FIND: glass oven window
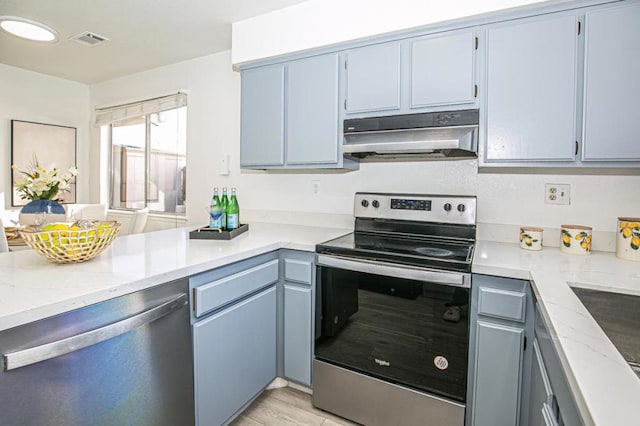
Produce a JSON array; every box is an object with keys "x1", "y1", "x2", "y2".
[{"x1": 316, "y1": 266, "x2": 469, "y2": 402}]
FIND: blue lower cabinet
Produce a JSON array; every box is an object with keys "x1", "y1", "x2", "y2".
[
  {"x1": 529, "y1": 339, "x2": 556, "y2": 426},
  {"x1": 534, "y1": 304, "x2": 583, "y2": 426},
  {"x1": 471, "y1": 321, "x2": 525, "y2": 425},
  {"x1": 280, "y1": 250, "x2": 315, "y2": 387},
  {"x1": 468, "y1": 274, "x2": 534, "y2": 426},
  {"x1": 193, "y1": 286, "x2": 277, "y2": 426},
  {"x1": 284, "y1": 284, "x2": 313, "y2": 386}
]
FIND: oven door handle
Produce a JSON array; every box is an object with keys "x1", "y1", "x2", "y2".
[{"x1": 316, "y1": 254, "x2": 470, "y2": 288}]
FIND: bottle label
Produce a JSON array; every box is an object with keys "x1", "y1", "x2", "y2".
[
  {"x1": 209, "y1": 208, "x2": 223, "y2": 229},
  {"x1": 221, "y1": 212, "x2": 227, "y2": 229},
  {"x1": 227, "y1": 214, "x2": 239, "y2": 230}
]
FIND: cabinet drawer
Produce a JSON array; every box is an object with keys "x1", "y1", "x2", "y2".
[
  {"x1": 193, "y1": 259, "x2": 279, "y2": 318},
  {"x1": 478, "y1": 287, "x2": 526, "y2": 322},
  {"x1": 284, "y1": 259, "x2": 313, "y2": 285}
]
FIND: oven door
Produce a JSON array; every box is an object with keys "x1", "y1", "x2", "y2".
[{"x1": 315, "y1": 254, "x2": 470, "y2": 403}]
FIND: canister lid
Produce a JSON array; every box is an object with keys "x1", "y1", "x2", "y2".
[{"x1": 561, "y1": 224, "x2": 592, "y2": 230}]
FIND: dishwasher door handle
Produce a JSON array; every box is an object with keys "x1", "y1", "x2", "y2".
[{"x1": 3, "y1": 293, "x2": 188, "y2": 372}]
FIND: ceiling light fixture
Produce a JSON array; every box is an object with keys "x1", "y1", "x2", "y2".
[{"x1": 0, "y1": 16, "x2": 58, "y2": 42}]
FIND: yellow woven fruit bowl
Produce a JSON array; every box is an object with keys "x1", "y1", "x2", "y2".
[{"x1": 19, "y1": 221, "x2": 121, "y2": 264}]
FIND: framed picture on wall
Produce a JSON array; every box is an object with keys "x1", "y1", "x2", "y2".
[{"x1": 11, "y1": 120, "x2": 77, "y2": 207}]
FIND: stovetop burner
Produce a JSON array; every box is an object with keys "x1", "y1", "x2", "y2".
[{"x1": 414, "y1": 247, "x2": 455, "y2": 258}]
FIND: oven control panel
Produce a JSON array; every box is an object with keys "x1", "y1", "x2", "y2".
[{"x1": 354, "y1": 192, "x2": 476, "y2": 225}]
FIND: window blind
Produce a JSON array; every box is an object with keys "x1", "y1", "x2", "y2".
[{"x1": 95, "y1": 92, "x2": 187, "y2": 127}]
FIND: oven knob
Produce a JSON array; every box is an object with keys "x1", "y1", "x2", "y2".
[
  {"x1": 444, "y1": 203, "x2": 452, "y2": 212},
  {"x1": 457, "y1": 204, "x2": 466, "y2": 212},
  {"x1": 361, "y1": 200, "x2": 369, "y2": 208},
  {"x1": 372, "y1": 200, "x2": 380, "y2": 208}
]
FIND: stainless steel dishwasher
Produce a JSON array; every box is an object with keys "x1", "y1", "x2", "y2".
[{"x1": 0, "y1": 278, "x2": 194, "y2": 425}]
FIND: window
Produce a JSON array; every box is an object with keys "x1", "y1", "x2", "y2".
[{"x1": 96, "y1": 93, "x2": 187, "y2": 214}]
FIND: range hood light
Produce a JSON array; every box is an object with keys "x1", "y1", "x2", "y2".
[{"x1": 0, "y1": 16, "x2": 58, "y2": 42}]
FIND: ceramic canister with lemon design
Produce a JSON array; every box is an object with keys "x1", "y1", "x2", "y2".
[
  {"x1": 519, "y1": 227, "x2": 543, "y2": 250},
  {"x1": 617, "y1": 218, "x2": 640, "y2": 262},
  {"x1": 560, "y1": 225, "x2": 592, "y2": 255}
]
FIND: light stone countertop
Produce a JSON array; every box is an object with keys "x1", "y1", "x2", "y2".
[
  {"x1": 474, "y1": 240, "x2": 640, "y2": 426},
  {"x1": 0, "y1": 222, "x2": 351, "y2": 332},
  {"x1": 1, "y1": 225, "x2": 638, "y2": 425}
]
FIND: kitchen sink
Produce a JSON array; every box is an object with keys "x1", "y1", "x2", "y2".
[{"x1": 571, "y1": 287, "x2": 640, "y2": 378}]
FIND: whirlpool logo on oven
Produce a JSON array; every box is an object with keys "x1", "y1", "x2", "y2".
[{"x1": 374, "y1": 358, "x2": 390, "y2": 367}]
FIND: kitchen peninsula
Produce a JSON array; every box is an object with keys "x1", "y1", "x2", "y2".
[
  {"x1": 0, "y1": 223, "x2": 349, "y2": 331},
  {"x1": 0, "y1": 224, "x2": 638, "y2": 425}
]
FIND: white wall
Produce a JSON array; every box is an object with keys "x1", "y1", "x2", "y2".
[
  {"x1": 89, "y1": 50, "x2": 640, "y2": 244},
  {"x1": 232, "y1": 0, "x2": 547, "y2": 64},
  {"x1": 0, "y1": 63, "x2": 90, "y2": 209}
]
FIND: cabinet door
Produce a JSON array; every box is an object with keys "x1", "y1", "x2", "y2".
[
  {"x1": 240, "y1": 65, "x2": 285, "y2": 166},
  {"x1": 284, "y1": 284, "x2": 313, "y2": 386},
  {"x1": 287, "y1": 54, "x2": 339, "y2": 164},
  {"x1": 345, "y1": 41, "x2": 401, "y2": 114},
  {"x1": 528, "y1": 339, "x2": 555, "y2": 426},
  {"x1": 410, "y1": 31, "x2": 476, "y2": 108},
  {"x1": 485, "y1": 15, "x2": 578, "y2": 161},
  {"x1": 472, "y1": 321, "x2": 524, "y2": 426},
  {"x1": 193, "y1": 286, "x2": 276, "y2": 426},
  {"x1": 583, "y1": 3, "x2": 640, "y2": 161}
]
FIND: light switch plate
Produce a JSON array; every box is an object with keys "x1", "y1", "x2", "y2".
[{"x1": 220, "y1": 155, "x2": 230, "y2": 176}]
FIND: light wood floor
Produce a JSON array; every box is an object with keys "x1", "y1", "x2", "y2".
[{"x1": 230, "y1": 386, "x2": 360, "y2": 426}]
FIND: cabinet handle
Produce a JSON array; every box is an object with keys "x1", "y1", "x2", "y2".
[
  {"x1": 474, "y1": 85, "x2": 478, "y2": 98},
  {"x1": 578, "y1": 21, "x2": 582, "y2": 35},
  {"x1": 344, "y1": 99, "x2": 347, "y2": 110},
  {"x1": 575, "y1": 141, "x2": 579, "y2": 156},
  {"x1": 475, "y1": 36, "x2": 479, "y2": 50}
]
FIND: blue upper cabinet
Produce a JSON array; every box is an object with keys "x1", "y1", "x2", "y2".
[
  {"x1": 240, "y1": 64, "x2": 285, "y2": 167},
  {"x1": 287, "y1": 54, "x2": 339, "y2": 165},
  {"x1": 484, "y1": 14, "x2": 578, "y2": 162},
  {"x1": 582, "y1": 2, "x2": 640, "y2": 162},
  {"x1": 343, "y1": 33, "x2": 477, "y2": 118},
  {"x1": 239, "y1": 1, "x2": 639, "y2": 172},
  {"x1": 410, "y1": 30, "x2": 476, "y2": 109},
  {"x1": 345, "y1": 41, "x2": 401, "y2": 114},
  {"x1": 240, "y1": 53, "x2": 357, "y2": 170}
]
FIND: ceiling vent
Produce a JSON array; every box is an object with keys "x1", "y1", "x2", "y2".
[{"x1": 69, "y1": 31, "x2": 109, "y2": 46}]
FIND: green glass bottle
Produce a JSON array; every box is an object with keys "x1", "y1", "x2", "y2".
[
  {"x1": 209, "y1": 187, "x2": 223, "y2": 229},
  {"x1": 226, "y1": 187, "x2": 240, "y2": 230},
  {"x1": 220, "y1": 187, "x2": 229, "y2": 229}
]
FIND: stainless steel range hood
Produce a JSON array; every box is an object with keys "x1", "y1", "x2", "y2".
[{"x1": 343, "y1": 109, "x2": 479, "y2": 161}]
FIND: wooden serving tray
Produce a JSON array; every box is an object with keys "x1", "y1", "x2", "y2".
[{"x1": 189, "y1": 224, "x2": 249, "y2": 240}]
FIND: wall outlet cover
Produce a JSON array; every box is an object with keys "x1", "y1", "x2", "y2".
[{"x1": 545, "y1": 183, "x2": 570, "y2": 205}]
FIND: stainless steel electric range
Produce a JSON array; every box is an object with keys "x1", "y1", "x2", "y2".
[{"x1": 313, "y1": 192, "x2": 476, "y2": 426}]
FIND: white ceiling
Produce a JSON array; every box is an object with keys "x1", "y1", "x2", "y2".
[{"x1": 0, "y1": 0, "x2": 309, "y2": 84}]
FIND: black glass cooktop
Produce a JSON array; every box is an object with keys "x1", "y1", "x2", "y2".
[{"x1": 316, "y1": 232, "x2": 474, "y2": 272}]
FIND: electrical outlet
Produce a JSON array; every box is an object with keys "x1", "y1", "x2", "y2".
[{"x1": 545, "y1": 183, "x2": 571, "y2": 205}]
